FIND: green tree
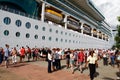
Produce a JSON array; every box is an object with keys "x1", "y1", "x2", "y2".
[{"x1": 114, "y1": 17, "x2": 120, "y2": 49}]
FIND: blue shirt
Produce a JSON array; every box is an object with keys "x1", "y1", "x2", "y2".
[{"x1": 4, "y1": 48, "x2": 10, "y2": 57}]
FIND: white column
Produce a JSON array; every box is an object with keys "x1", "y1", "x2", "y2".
[
  {"x1": 101, "y1": 33, "x2": 103, "y2": 40},
  {"x1": 41, "y1": 2, "x2": 45, "y2": 22},
  {"x1": 64, "y1": 14, "x2": 68, "y2": 29},
  {"x1": 91, "y1": 28, "x2": 93, "y2": 36},
  {"x1": 97, "y1": 30, "x2": 99, "y2": 38},
  {"x1": 81, "y1": 23, "x2": 84, "y2": 34}
]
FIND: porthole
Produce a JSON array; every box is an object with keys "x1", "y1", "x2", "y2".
[
  {"x1": 3, "y1": 17, "x2": 11, "y2": 25},
  {"x1": 42, "y1": 27, "x2": 45, "y2": 31},
  {"x1": 69, "y1": 40, "x2": 71, "y2": 43},
  {"x1": 15, "y1": 20, "x2": 22, "y2": 27},
  {"x1": 35, "y1": 25, "x2": 38, "y2": 30},
  {"x1": 65, "y1": 32, "x2": 67, "y2": 35},
  {"x1": 65, "y1": 39, "x2": 67, "y2": 42},
  {"x1": 69, "y1": 33, "x2": 71, "y2": 36},
  {"x1": 4, "y1": 30, "x2": 9, "y2": 36},
  {"x1": 34, "y1": 35, "x2": 38, "y2": 39},
  {"x1": 56, "y1": 30, "x2": 58, "y2": 34},
  {"x1": 61, "y1": 39, "x2": 63, "y2": 42},
  {"x1": 73, "y1": 40, "x2": 75, "y2": 43},
  {"x1": 49, "y1": 37, "x2": 52, "y2": 41},
  {"x1": 56, "y1": 38, "x2": 58, "y2": 42},
  {"x1": 25, "y1": 22, "x2": 31, "y2": 29},
  {"x1": 42, "y1": 36, "x2": 45, "y2": 40},
  {"x1": 16, "y1": 32, "x2": 20, "y2": 37},
  {"x1": 73, "y1": 34, "x2": 75, "y2": 37},
  {"x1": 26, "y1": 33, "x2": 30, "y2": 38},
  {"x1": 61, "y1": 31, "x2": 63, "y2": 35},
  {"x1": 49, "y1": 28, "x2": 52, "y2": 32}
]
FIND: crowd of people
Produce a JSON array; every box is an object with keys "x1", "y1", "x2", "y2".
[{"x1": 0, "y1": 44, "x2": 120, "y2": 80}]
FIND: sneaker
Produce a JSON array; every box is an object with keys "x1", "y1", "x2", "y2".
[{"x1": 117, "y1": 77, "x2": 120, "y2": 79}]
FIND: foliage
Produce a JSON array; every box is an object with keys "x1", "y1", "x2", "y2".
[{"x1": 114, "y1": 17, "x2": 120, "y2": 49}]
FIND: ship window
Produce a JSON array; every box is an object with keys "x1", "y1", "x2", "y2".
[
  {"x1": 16, "y1": 20, "x2": 22, "y2": 27},
  {"x1": 56, "y1": 38, "x2": 58, "y2": 42},
  {"x1": 49, "y1": 28, "x2": 52, "y2": 32},
  {"x1": 56, "y1": 30, "x2": 58, "y2": 34},
  {"x1": 69, "y1": 33, "x2": 71, "y2": 36},
  {"x1": 73, "y1": 40, "x2": 75, "y2": 43},
  {"x1": 73, "y1": 34, "x2": 75, "y2": 37},
  {"x1": 49, "y1": 37, "x2": 52, "y2": 41},
  {"x1": 61, "y1": 39, "x2": 63, "y2": 42},
  {"x1": 69, "y1": 40, "x2": 71, "y2": 43},
  {"x1": 65, "y1": 39, "x2": 67, "y2": 42},
  {"x1": 42, "y1": 36, "x2": 45, "y2": 40},
  {"x1": 3, "y1": 17, "x2": 11, "y2": 25},
  {"x1": 4, "y1": 30, "x2": 9, "y2": 36},
  {"x1": 76, "y1": 41, "x2": 78, "y2": 43},
  {"x1": 42, "y1": 27, "x2": 45, "y2": 31},
  {"x1": 61, "y1": 31, "x2": 63, "y2": 35},
  {"x1": 25, "y1": 22, "x2": 31, "y2": 29},
  {"x1": 35, "y1": 25, "x2": 38, "y2": 30},
  {"x1": 65, "y1": 32, "x2": 67, "y2": 35},
  {"x1": 34, "y1": 35, "x2": 38, "y2": 39},
  {"x1": 26, "y1": 33, "x2": 30, "y2": 38},
  {"x1": 16, "y1": 32, "x2": 20, "y2": 37}
]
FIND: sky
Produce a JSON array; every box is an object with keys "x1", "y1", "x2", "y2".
[{"x1": 91, "y1": 0, "x2": 120, "y2": 30}]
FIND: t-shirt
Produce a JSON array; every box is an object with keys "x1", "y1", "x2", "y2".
[
  {"x1": 78, "y1": 52, "x2": 84, "y2": 62},
  {"x1": 20, "y1": 48, "x2": 25, "y2": 56},
  {"x1": 87, "y1": 55, "x2": 97, "y2": 64},
  {"x1": 65, "y1": 51, "x2": 70, "y2": 59},
  {"x1": 4, "y1": 48, "x2": 10, "y2": 57}
]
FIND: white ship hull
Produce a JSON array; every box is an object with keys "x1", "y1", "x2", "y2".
[{"x1": 0, "y1": 10, "x2": 112, "y2": 49}]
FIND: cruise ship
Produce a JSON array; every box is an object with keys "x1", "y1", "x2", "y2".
[{"x1": 0, "y1": 0, "x2": 114, "y2": 49}]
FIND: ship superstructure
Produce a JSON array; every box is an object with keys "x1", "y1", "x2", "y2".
[{"x1": 0, "y1": 0, "x2": 113, "y2": 49}]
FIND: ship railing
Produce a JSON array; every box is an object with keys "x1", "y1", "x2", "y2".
[{"x1": 0, "y1": 5, "x2": 40, "y2": 20}]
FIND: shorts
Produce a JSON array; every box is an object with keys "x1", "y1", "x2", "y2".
[
  {"x1": 70, "y1": 59, "x2": 74, "y2": 64},
  {"x1": 66, "y1": 58, "x2": 70, "y2": 64},
  {"x1": 4, "y1": 56, "x2": 9, "y2": 61},
  {"x1": 20, "y1": 55, "x2": 25, "y2": 58},
  {"x1": 78, "y1": 61, "x2": 84, "y2": 66}
]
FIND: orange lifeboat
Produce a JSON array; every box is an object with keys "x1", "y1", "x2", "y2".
[{"x1": 45, "y1": 9, "x2": 63, "y2": 23}]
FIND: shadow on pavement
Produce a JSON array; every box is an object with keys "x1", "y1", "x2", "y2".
[
  {"x1": 94, "y1": 72, "x2": 99, "y2": 77},
  {"x1": 10, "y1": 63, "x2": 28, "y2": 68},
  {"x1": 61, "y1": 65, "x2": 66, "y2": 69},
  {"x1": 102, "y1": 77, "x2": 114, "y2": 80},
  {"x1": 116, "y1": 72, "x2": 120, "y2": 77}
]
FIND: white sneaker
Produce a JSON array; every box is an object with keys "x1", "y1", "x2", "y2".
[{"x1": 117, "y1": 77, "x2": 120, "y2": 79}]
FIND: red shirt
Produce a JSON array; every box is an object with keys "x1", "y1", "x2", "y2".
[
  {"x1": 78, "y1": 51, "x2": 84, "y2": 62},
  {"x1": 20, "y1": 48, "x2": 25, "y2": 56}
]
